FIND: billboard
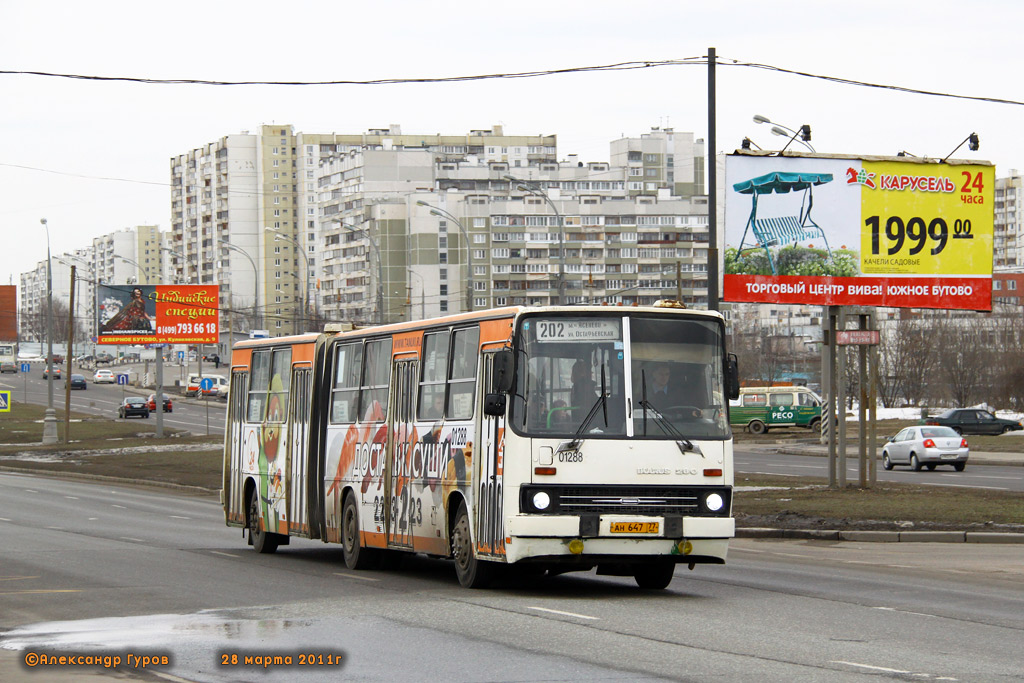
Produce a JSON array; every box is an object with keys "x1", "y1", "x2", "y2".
[
  {"x1": 97, "y1": 284, "x2": 219, "y2": 345},
  {"x1": 0, "y1": 285, "x2": 16, "y2": 340},
  {"x1": 723, "y1": 154, "x2": 994, "y2": 310}
]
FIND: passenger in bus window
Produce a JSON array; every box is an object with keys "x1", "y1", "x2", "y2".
[{"x1": 570, "y1": 360, "x2": 597, "y2": 419}]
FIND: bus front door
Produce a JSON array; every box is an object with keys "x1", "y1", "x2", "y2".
[
  {"x1": 386, "y1": 359, "x2": 417, "y2": 549},
  {"x1": 476, "y1": 351, "x2": 506, "y2": 558}
]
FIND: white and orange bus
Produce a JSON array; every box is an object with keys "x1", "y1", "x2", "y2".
[{"x1": 222, "y1": 303, "x2": 740, "y2": 589}]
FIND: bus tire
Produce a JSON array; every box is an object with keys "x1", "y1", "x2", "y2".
[
  {"x1": 634, "y1": 561, "x2": 675, "y2": 590},
  {"x1": 248, "y1": 488, "x2": 279, "y2": 554},
  {"x1": 452, "y1": 501, "x2": 493, "y2": 589},
  {"x1": 342, "y1": 493, "x2": 378, "y2": 570},
  {"x1": 748, "y1": 420, "x2": 767, "y2": 435}
]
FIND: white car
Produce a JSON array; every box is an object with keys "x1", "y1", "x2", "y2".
[
  {"x1": 93, "y1": 369, "x2": 115, "y2": 384},
  {"x1": 882, "y1": 425, "x2": 969, "y2": 472}
]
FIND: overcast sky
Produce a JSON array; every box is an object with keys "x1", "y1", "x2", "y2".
[{"x1": 3, "y1": 0, "x2": 1022, "y2": 287}]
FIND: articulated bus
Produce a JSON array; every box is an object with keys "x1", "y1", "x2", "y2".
[{"x1": 222, "y1": 303, "x2": 740, "y2": 589}]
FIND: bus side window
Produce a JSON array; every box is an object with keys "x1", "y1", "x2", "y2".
[
  {"x1": 331, "y1": 343, "x2": 362, "y2": 423},
  {"x1": 246, "y1": 350, "x2": 270, "y2": 422},
  {"x1": 418, "y1": 332, "x2": 448, "y2": 421},
  {"x1": 360, "y1": 339, "x2": 392, "y2": 421},
  {"x1": 447, "y1": 326, "x2": 480, "y2": 420},
  {"x1": 266, "y1": 348, "x2": 292, "y2": 423}
]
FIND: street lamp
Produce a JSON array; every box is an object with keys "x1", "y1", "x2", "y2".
[
  {"x1": 406, "y1": 267, "x2": 426, "y2": 320},
  {"x1": 39, "y1": 218, "x2": 57, "y2": 444},
  {"x1": 332, "y1": 218, "x2": 383, "y2": 324},
  {"x1": 416, "y1": 201, "x2": 474, "y2": 312},
  {"x1": 753, "y1": 114, "x2": 814, "y2": 153},
  {"x1": 114, "y1": 255, "x2": 148, "y2": 284},
  {"x1": 160, "y1": 246, "x2": 189, "y2": 283},
  {"x1": 503, "y1": 174, "x2": 566, "y2": 305},
  {"x1": 265, "y1": 227, "x2": 310, "y2": 332},
  {"x1": 217, "y1": 240, "x2": 260, "y2": 331}
]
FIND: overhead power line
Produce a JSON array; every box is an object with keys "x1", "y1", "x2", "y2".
[{"x1": 2, "y1": 56, "x2": 1022, "y2": 107}]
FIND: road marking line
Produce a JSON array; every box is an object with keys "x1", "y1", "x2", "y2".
[
  {"x1": 169, "y1": 515, "x2": 191, "y2": 520},
  {"x1": 526, "y1": 606, "x2": 600, "y2": 620},
  {"x1": 332, "y1": 572, "x2": 381, "y2": 582},
  {"x1": 87, "y1": 517, "x2": 98, "y2": 521},
  {"x1": 874, "y1": 606, "x2": 937, "y2": 618},
  {"x1": 0, "y1": 517, "x2": 11, "y2": 522},
  {"x1": 111, "y1": 504, "x2": 127, "y2": 508},
  {"x1": 831, "y1": 660, "x2": 911, "y2": 674},
  {"x1": 120, "y1": 537, "x2": 145, "y2": 543},
  {"x1": 64, "y1": 496, "x2": 79, "y2": 500},
  {"x1": 24, "y1": 489, "x2": 38, "y2": 493},
  {"x1": 0, "y1": 589, "x2": 83, "y2": 595},
  {"x1": 210, "y1": 551, "x2": 239, "y2": 558},
  {"x1": 0, "y1": 576, "x2": 40, "y2": 581}
]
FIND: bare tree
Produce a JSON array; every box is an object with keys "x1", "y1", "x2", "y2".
[{"x1": 936, "y1": 316, "x2": 992, "y2": 407}]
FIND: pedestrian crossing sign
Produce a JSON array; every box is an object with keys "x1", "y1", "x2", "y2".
[{"x1": 0, "y1": 390, "x2": 10, "y2": 412}]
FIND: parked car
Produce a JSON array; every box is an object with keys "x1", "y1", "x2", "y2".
[
  {"x1": 925, "y1": 408, "x2": 1023, "y2": 435},
  {"x1": 67, "y1": 373, "x2": 87, "y2": 390},
  {"x1": 0, "y1": 361, "x2": 16, "y2": 374},
  {"x1": 186, "y1": 374, "x2": 228, "y2": 397},
  {"x1": 883, "y1": 425, "x2": 969, "y2": 472},
  {"x1": 42, "y1": 366, "x2": 62, "y2": 380},
  {"x1": 47, "y1": 354, "x2": 64, "y2": 365},
  {"x1": 118, "y1": 396, "x2": 150, "y2": 419},
  {"x1": 95, "y1": 353, "x2": 115, "y2": 365},
  {"x1": 146, "y1": 393, "x2": 173, "y2": 413},
  {"x1": 93, "y1": 369, "x2": 115, "y2": 384}
]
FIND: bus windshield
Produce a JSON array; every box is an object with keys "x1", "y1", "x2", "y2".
[{"x1": 510, "y1": 313, "x2": 730, "y2": 440}]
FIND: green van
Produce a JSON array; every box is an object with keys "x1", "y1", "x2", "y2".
[{"x1": 730, "y1": 386, "x2": 822, "y2": 435}]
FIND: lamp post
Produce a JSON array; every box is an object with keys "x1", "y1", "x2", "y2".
[
  {"x1": 160, "y1": 246, "x2": 189, "y2": 283},
  {"x1": 416, "y1": 201, "x2": 473, "y2": 312},
  {"x1": 333, "y1": 218, "x2": 383, "y2": 324},
  {"x1": 503, "y1": 175, "x2": 566, "y2": 305},
  {"x1": 406, "y1": 267, "x2": 426, "y2": 319},
  {"x1": 114, "y1": 255, "x2": 148, "y2": 284},
  {"x1": 265, "y1": 227, "x2": 309, "y2": 332},
  {"x1": 753, "y1": 115, "x2": 814, "y2": 153},
  {"x1": 218, "y1": 239, "x2": 260, "y2": 331},
  {"x1": 39, "y1": 218, "x2": 58, "y2": 444}
]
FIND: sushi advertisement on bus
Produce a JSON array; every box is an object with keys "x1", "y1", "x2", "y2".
[
  {"x1": 723, "y1": 153, "x2": 994, "y2": 311},
  {"x1": 96, "y1": 284, "x2": 219, "y2": 345}
]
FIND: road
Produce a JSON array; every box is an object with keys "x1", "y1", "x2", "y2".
[
  {"x1": 2, "y1": 473, "x2": 1023, "y2": 682},
  {"x1": 0, "y1": 365, "x2": 226, "y2": 436},
  {"x1": 736, "y1": 447, "x2": 1024, "y2": 492}
]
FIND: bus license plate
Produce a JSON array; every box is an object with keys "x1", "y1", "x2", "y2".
[{"x1": 610, "y1": 522, "x2": 659, "y2": 534}]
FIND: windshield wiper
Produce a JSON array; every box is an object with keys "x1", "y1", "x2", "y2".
[
  {"x1": 558, "y1": 365, "x2": 608, "y2": 453},
  {"x1": 638, "y1": 371, "x2": 700, "y2": 456}
]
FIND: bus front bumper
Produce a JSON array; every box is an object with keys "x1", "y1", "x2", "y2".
[{"x1": 504, "y1": 514, "x2": 734, "y2": 564}]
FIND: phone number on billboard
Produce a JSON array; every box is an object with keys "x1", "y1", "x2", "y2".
[{"x1": 157, "y1": 323, "x2": 218, "y2": 335}]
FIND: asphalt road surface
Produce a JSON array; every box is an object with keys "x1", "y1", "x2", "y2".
[
  {"x1": 2, "y1": 472, "x2": 1022, "y2": 682},
  {"x1": 736, "y1": 447, "x2": 1024, "y2": 492},
  {"x1": 0, "y1": 366, "x2": 226, "y2": 436}
]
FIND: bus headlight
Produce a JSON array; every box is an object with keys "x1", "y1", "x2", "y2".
[
  {"x1": 704, "y1": 492, "x2": 724, "y2": 512},
  {"x1": 532, "y1": 491, "x2": 551, "y2": 511}
]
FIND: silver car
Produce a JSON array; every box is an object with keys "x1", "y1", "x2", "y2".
[{"x1": 882, "y1": 425, "x2": 969, "y2": 472}]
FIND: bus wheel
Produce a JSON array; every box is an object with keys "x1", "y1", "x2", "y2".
[
  {"x1": 452, "y1": 501, "x2": 493, "y2": 589},
  {"x1": 342, "y1": 494, "x2": 378, "y2": 570},
  {"x1": 634, "y1": 562, "x2": 675, "y2": 590},
  {"x1": 748, "y1": 420, "x2": 767, "y2": 435},
  {"x1": 248, "y1": 489, "x2": 279, "y2": 554}
]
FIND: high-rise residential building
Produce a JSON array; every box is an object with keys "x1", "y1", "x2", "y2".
[
  {"x1": 610, "y1": 127, "x2": 705, "y2": 198},
  {"x1": 172, "y1": 125, "x2": 558, "y2": 335},
  {"x1": 994, "y1": 171, "x2": 1023, "y2": 270}
]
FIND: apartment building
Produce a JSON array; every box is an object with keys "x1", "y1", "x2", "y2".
[
  {"x1": 172, "y1": 124, "x2": 558, "y2": 335},
  {"x1": 610, "y1": 127, "x2": 705, "y2": 199},
  {"x1": 994, "y1": 171, "x2": 1023, "y2": 270}
]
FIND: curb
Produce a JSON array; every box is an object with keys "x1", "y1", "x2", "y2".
[
  {"x1": 736, "y1": 527, "x2": 1024, "y2": 543},
  {"x1": 0, "y1": 465, "x2": 219, "y2": 495}
]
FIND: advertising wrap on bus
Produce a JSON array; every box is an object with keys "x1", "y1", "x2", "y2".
[
  {"x1": 222, "y1": 304, "x2": 741, "y2": 590},
  {"x1": 724, "y1": 153, "x2": 994, "y2": 311}
]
